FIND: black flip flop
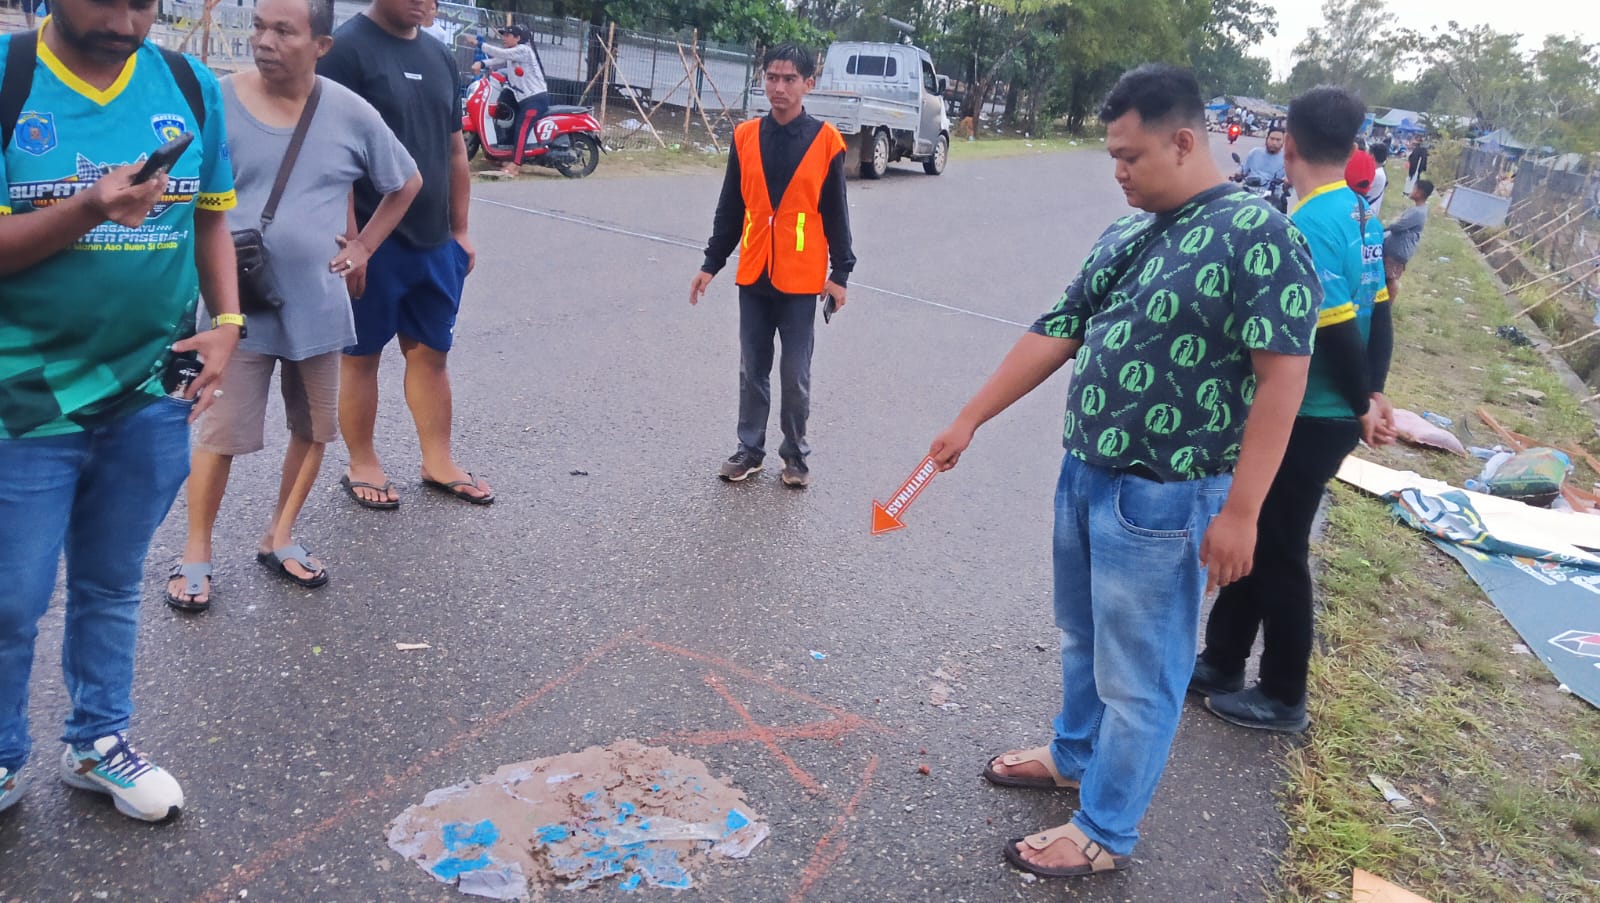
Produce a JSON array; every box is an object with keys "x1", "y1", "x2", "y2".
[
  {"x1": 257, "y1": 544, "x2": 330, "y2": 589},
  {"x1": 340, "y1": 474, "x2": 399, "y2": 510},
  {"x1": 165, "y1": 562, "x2": 213, "y2": 612},
  {"x1": 421, "y1": 473, "x2": 495, "y2": 505}
]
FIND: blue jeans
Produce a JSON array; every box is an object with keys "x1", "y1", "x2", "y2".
[
  {"x1": 1046, "y1": 454, "x2": 1230, "y2": 854},
  {"x1": 0, "y1": 396, "x2": 192, "y2": 770}
]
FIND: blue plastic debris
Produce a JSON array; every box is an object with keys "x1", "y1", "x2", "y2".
[
  {"x1": 431, "y1": 853, "x2": 492, "y2": 880},
  {"x1": 535, "y1": 824, "x2": 571, "y2": 844},
  {"x1": 620, "y1": 873, "x2": 642, "y2": 892},
  {"x1": 809, "y1": 650, "x2": 827, "y2": 661},
  {"x1": 441, "y1": 820, "x2": 499, "y2": 851},
  {"x1": 724, "y1": 809, "x2": 751, "y2": 835}
]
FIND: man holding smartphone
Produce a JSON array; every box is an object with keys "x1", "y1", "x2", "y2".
[
  {"x1": 0, "y1": 0, "x2": 241, "y2": 822},
  {"x1": 691, "y1": 43, "x2": 854, "y2": 489}
]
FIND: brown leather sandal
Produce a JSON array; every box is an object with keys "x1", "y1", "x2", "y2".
[
  {"x1": 981, "y1": 746, "x2": 1081, "y2": 790},
  {"x1": 1003, "y1": 822, "x2": 1131, "y2": 878}
]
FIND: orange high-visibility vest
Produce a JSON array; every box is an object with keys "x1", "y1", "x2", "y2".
[{"x1": 733, "y1": 118, "x2": 846, "y2": 294}]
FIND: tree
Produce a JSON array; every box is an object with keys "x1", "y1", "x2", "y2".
[
  {"x1": 1410, "y1": 23, "x2": 1528, "y2": 131},
  {"x1": 1531, "y1": 36, "x2": 1600, "y2": 151},
  {"x1": 1188, "y1": 0, "x2": 1277, "y2": 98},
  {"x1": 1291, "y1": 0, "x2": 1401, "y2": 100}
]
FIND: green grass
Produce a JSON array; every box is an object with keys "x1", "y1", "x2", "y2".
[
  {"x1": 946, "y1": 134, "x2": 1096, "y2": 161},
  {"x1": 1277, "y1": 209, "x2": 1600, "y2": 900}
]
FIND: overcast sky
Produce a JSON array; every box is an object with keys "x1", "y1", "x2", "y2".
[{"x1": 1258, "y1": 0, "x2": 1595, "y2": 81}]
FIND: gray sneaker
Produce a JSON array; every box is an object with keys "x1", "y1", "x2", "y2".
[
  {"x1": 0, "y1": 764, "x2": 24, "y2": 815},
  {"x1": 718, "y1": 451, "x2": 763, "y2": 482},
  {"x1": 781, "y1": 459, "x2": 810, "y2": 488},
  {"x1": 1188, "y1": 656, "x2": 1245, "y2": 697},
  {"x1": 1204, "y1": 685, "x2": 1310, "y2": 733}
]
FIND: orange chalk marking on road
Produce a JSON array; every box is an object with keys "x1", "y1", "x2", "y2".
[
  {"x1": 705, "y1": 673, "x2": 827, "y2": 797},
  {"x1": 871, "y1": 455, "x2": 938, "y2": 535},
  {"x1": 788, "y1": 754, "x2": 881, "y2": 903}
]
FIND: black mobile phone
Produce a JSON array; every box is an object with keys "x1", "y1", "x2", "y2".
[
  {"x1": 131, "y1": 132, "x2": 195, "y2": 185},
  {"x1": 822, "y1": 294, "x2": 838, "y2": 324},
  {"x1": 162, "y1": 349, "x2": 202, "y2": 398}
]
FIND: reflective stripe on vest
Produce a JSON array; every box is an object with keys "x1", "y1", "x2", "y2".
[{"x1": 732, "y1": 118, "x2": 845, "y2": 294}]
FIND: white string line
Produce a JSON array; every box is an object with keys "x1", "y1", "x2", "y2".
[{"x1": 472, "y1": 196, "x2": 1031, "y2": 328}]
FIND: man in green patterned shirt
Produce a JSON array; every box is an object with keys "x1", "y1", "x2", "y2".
[{"x1": 928, "y1": 64, "x2": 1320, "y2": 879}]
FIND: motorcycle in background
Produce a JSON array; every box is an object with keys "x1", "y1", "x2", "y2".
[
  {"x1": 1227, "y1": 121, "x2": 1242, "y2": 144},
  {"x1": 1230, "y1": 152, "x2": 1289, "y2": 213},
  {"x1": 462, "y1": 71, "x2": 604, "y2": 178}
]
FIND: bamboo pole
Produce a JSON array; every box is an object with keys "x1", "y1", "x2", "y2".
[
  {"x1": 683, "y1": 30, "x2": 697, "y2": 142},
  {"x1": 692, "y1": 44, "x2": 739, "y2": 132},
  {"x1": 1511, "y1": 253, "x2": 1600, "y2": 294},
  {"x1": 1495, "y1": 203, "x2": 1582, "y2": 274},
  {"x1": 675, "y1": 40, "x2": 721, "y2": 153},
  {"x1": 599, "y1": 22, "x2": 614, "y2": 135},
  {"x1": 596, "y1": 26, "x2": 667, "y2": 149}
]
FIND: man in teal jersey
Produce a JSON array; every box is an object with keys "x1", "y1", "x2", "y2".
[
  {"x1": 1195, "y1": 86, "x2": 1395, "y2": 732},
  {"x1": 0, "y1": 0, "x2": 242, "y2": 822}
]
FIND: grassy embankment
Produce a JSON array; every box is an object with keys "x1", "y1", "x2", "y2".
[{"x1": 1278, "y1": 188, "x2": 1600, "y2": 901}]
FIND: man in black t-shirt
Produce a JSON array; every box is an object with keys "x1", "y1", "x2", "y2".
[{"x1": 319, "y1": 0, "x2": 494, "y2": 508}]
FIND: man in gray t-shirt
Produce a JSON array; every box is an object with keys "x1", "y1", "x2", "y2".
[
  {"x1": 1382, "y1": 178, "x2": 1433, "y2": 305},
  {"x1": 166, "y1": 0, "x2": 422, "y2": 611}
]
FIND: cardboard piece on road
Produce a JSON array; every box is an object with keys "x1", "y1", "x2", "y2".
[
  {"x1": 1352, "y1": 868, "x2": 1434, "y2": 903},
  {"x1": 389, "y1": 740, "x2": 768, "y2": 898},
  {"x1": 1335, "y1": 456, "x2": 1600, "y2": 564}
]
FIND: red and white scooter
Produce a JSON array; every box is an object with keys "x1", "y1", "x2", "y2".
[{"x1": 462, "y1": 71, "x2": 604, "y2": 178}]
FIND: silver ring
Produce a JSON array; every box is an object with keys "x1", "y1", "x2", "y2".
[{"x1": 213, "y1": 389, "x2": 224, "y2": 398}]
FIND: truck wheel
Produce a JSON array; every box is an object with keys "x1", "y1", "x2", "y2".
[
  {"x1": 861, "y1": 130, "x2": 890, "y2": 180},
  {"x1": 923, "y1": 133, "x2": 948, "y2": 175}
]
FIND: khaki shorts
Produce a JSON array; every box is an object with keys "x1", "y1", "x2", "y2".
[{"x1": 195, "y1": 349, "x2": 340, "y2": 455}]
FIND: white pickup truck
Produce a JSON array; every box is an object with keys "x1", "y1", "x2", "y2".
[{"x1": 750, "y1": 41, "x2": 951, "y2": 179}]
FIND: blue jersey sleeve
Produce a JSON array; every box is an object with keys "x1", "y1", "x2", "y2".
[{"x1": 187, "y1": 57, "x2": 236, "y2": 212}]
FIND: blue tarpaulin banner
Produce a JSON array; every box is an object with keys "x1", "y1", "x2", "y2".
[{"x1": 1391, "y1": 489, "x2": 1600, "y2": 708}]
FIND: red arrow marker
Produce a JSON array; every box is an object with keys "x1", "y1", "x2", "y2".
[{"x1": 871, "y1": 455, "x2": 939, "y2": 535}]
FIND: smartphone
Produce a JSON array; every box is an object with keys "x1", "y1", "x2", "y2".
[
  {"x1": 131, "y1": 132, "x2": 195, "y2": 186},
  {"x1": 822, "y1": 294, "x2": 838, "y2": 324},
  {"x1": 162, "y1": 349, "x2": 202, "y2": 399}
]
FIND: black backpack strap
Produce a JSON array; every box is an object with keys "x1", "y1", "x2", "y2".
[
  {"x1": 1, "y1": 31, "x2": 39, "y2": 151},
  {"x1": 159, "y1": 47, "x2": 207, "y2": 132}
]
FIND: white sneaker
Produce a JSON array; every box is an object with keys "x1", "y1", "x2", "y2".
[
  {"x1": 59, "y1": 733, "x2": 183, "y2": 822},
  {"x1": 0, "y1": 764, "x2": 23, "y2": 815}
]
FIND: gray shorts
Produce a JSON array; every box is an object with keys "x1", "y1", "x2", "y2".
[{"x1": 195, "y1": 350, "x2": 340, "y2": 455}]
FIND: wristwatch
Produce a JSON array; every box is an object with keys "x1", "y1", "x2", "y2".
[{"x1": 212, "y1": 313, "x2": 248, "y2": 339}]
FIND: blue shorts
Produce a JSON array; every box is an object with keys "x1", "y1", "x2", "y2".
[{"x1": 345, "y1": 236, "x2": 470, "y2": 356}]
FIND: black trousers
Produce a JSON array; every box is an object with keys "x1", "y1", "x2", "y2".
[{"x1": 1200, "y1": 415, "x2": 1362, "y2": 706}]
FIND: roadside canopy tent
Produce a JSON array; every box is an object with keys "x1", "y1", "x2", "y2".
[
  {"x1": 1227, "y1": 95, "x2": 1285, "y2": 117},
  {"x1": 1374, "y1": 108, "x2": 1425, "y2": 132},
  {"x1": 1474, "y1": 128, "x2": 1528, "y2": 151}
]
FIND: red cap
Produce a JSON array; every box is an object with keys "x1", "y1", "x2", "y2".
[{"x1": 1345, "y1": 149, "x2": 1376, "y2": 194}]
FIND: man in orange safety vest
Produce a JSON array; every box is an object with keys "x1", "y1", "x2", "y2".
[{"x1": 690, "y1": 43, "x2": 855, "y2": 489}]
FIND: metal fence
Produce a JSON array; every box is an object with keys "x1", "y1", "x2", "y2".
[
  {"x1": 1457, "y1": 146, "x2": 1600, "y2": 313},
  {"x1": 140, "y1": 0, "x2": 756, "y2": 152}
]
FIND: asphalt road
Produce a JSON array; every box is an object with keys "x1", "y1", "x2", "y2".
[{"x1": 1, "y1": 135, "x2": 1290, "y2": 902}]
